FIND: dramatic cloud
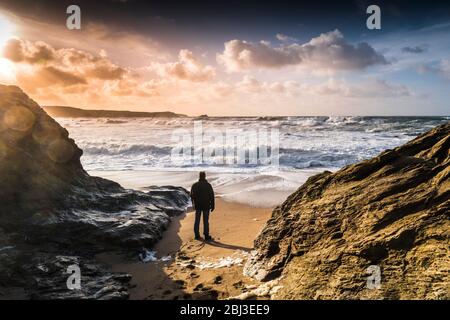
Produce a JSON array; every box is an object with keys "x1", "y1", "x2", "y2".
[
  {"x1": 402, "y1": 45, "x2": 428, "y2": 54},
  {"x1": 217, "y1": 39, "x2": 302, "y2": 71},
  {"x1": 2, "y1": 38, "x2": 160, "y2": 99},
  {"x1": 4, "y1": 38, "x2": 128, "y2": 82},
  {"x1": 7, "y1": 13, "x2": 167, "y2": 68},
  {"x1": 217, "y1": 30, "x2": 387, "y2": 72},
  {"x1": 152, "y1": 49, "x2": 216, "y2": 82},
  {"x1": 3, "y1": 38, "x2": 55, "y2": 64}
]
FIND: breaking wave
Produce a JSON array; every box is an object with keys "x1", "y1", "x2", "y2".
[{"x1": 58, "y1": 116, "x2": 449, "y2": 172}]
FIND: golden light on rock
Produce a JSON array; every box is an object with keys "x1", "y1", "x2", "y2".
[
  {"x1": 47, "y1": 139, "x2": 75, "y2": 163},
  {"x1": 3, "y1": 106, "x2": 36, "y2": 132}
]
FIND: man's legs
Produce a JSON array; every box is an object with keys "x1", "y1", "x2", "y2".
[
  {"x1": 202, "y1": 209, "x2": 210, "y2": 238},
  {"x1": 194, "y1": 209, "x2": 202, "y2": 238}
]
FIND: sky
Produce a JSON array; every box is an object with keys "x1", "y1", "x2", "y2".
[{"x1": 0, "y1": 0, "x2": 449, "y2": 116}]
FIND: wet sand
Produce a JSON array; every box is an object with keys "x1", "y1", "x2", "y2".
[
  {"x1": 97, "y1": 199, "x2": 273, "y2": 300},
  {"x1": 88, "y1": 169, "x2": 318, "y2": 208}
]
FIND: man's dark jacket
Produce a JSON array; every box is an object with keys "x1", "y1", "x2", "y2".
[{"x1": 190, "y1": 180, "x2": 215, "y2": 211}]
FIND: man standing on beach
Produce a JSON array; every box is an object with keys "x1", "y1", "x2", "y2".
[{"x1": 190, "y1": 172, "x2": 215, "y2": 241}]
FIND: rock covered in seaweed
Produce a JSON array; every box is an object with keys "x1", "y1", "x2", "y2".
[{"x1": 245, "y1": 122, "x2": 450, "y2": 300}]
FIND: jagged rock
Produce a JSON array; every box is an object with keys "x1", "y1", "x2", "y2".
[
  {"x1": 245, "y1": 123, "x2": 450, "y2": 300},
  {"x1": 0, "y1": 85, "x2": 190, "y2": 299}
]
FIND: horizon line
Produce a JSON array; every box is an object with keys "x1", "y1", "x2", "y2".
[{"x1": 43, "y1": 105, "x2": 450, "y2": 118}]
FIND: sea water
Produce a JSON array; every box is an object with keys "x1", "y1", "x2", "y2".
[{"x1": 58, "y1": 116, "x2": 449, "y2": 206}]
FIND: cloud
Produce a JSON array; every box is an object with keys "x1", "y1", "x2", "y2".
[
  {"x1": 236, "y1": 75, "x2": 299, "y2": 95},
  {"x1": 204, "y1": 75, "x2": 413, "y2": 100},
  {"x1": 217, "y1": 30, "x2": 387, "y2": 72},
  {"x1": 3, "y1": 38, "x2": 54, "y2": 64},
  {"x1": 417, "y1": 58, "x2": 450, "y2": 79},
  {"x1": 37, "y1": 66, "x2": 87, "y2": 86},
  {"x1": 152, "y1": 49, "x2": 216, "y2": 82},
  {"x1": 401, "y1": 45, "x2": 428, "y2": 54},
  {"x1": 1, "y1": 38, "x2": 162, "y2": 100},
  {"x1": 0, "y1": 33, "x2": 419, "y2": 115},
  {"x1": 6, "y1": 12, "x2": 167, "y2": 68},
  {"x1": 308, "y1": 78, "x2": 413, "y2": 98},
  {"x1": 276, "y1": 33, "x2": 298, "y2": 42},
  {"x1": 440, "y1": 59, "x2": 450, "y2": 78},
  {"x1": 3, "y1": 38, "x2": 128, "y2": 83},
  {"x1": 217, "y1": 39, "x2": 302, "y2": 71}
]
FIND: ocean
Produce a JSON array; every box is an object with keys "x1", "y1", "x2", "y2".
[{"x1": 59, "y1": 116, "x2": 449, "y2": 207}]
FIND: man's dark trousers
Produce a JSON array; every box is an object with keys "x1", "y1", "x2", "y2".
[{"x1": 194, "y1": 209, "x2": 210, "y2": 238}]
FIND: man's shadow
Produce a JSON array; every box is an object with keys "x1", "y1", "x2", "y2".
[{"x1": 204, "y1": 240, "x2": 252, "y2": 252}]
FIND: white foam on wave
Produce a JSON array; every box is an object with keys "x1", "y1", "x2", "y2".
[
  {"x1": 59, "y1": 116, "x2": 447, "y2": 172},
  {"x1": 62, "y1": 116, "x2": 448, "y2": 206},
  {"x1": 89, "y1": 170, "x2": 320, "y2": 207},
  {"x1": 139, "y1": 249, "x2": 172, "y2": 263}
]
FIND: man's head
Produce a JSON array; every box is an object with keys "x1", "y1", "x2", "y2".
[{"x1": 199, "y1": 171, "x2": 206, "y2": 181}]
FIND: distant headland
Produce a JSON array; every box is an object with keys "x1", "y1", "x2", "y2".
[{"x1": 43, "y1": 106, "x2": 187, "y2": 118}]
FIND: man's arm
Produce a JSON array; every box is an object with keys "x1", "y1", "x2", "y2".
[
  {"x1": 209, "y1": 184, "x2": 215, "y2": 212},
  {"x1": 190, "y1": 185, "x2": 195, "y2": 210}
]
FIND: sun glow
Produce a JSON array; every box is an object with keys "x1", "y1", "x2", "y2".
[
  {"x1": 0, "y1": 58, "x2": 15, "y2": 82},
  {"x1": 0, "y1": 14, "x2": 16, "y2": 82},
  {"x1": 0, "y1": 14, "x2": 15, "y2": 48}
]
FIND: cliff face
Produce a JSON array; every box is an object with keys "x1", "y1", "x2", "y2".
[
  {"x1": 0, "y1": 86, "x2": 85, "y2": 223},
  {"x1": 245, "y1": 123, "x2": 450, "y2": 300},
  {"x1": 0, "y1": 85, "x2": 190, "y2": 299}
]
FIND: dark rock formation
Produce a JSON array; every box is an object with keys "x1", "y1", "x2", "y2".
[
  {"x1": 0, "y1": 85, "x2": 190, "y2": 299},
  {"x1": 0, "y1": 246, "x2": 131, "y2": 300},
  {"x1": 245, "y1": 123, "x2": 449, "y2": 300}
]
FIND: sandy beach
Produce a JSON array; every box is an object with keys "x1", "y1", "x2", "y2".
[
  {"x1": 97, "y1": 198, "x2": 273, "y2": 299},
  {"x1": 91, "y1": 169, "x2": 309, "y2": 299}
]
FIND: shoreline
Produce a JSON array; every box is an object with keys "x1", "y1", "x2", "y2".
[
  {"x1": 88, "y1": 169, "x2": 320, "y2": 208},
  {"x1": 96, "y1": 198, "x2": 273, "y2": 300}
]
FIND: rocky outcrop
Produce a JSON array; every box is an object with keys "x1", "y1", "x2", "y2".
[
  {"x1": 0, "y1": 85, "x2": 190, "y2": 299},
  {"x1": 245, "y1": 123, "x2": 449, "y2": 300}
]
